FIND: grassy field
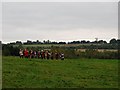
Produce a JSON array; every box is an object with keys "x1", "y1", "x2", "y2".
[{"x1": 2, "y1": 56, "x2": 118, "y2": 88}]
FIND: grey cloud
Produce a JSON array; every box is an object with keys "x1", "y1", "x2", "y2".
[{"x1": 2, "y1": 2, "x2": 118, "y2": 43}]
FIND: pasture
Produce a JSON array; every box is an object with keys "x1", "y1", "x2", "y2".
[
  {"x1": 13, "y1": 44, "x2": 90, "y2": 47},
  {"x1": 2, "y1": 56, "x2": 118, "y2": 88}
]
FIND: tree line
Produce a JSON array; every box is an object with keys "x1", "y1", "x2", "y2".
[{"x1": 2, "y1": 38, "x2": 120, "y2": 45}]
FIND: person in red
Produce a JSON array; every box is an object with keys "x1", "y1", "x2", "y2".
[{"x1": 24, "y1": 48, "x2": 29, "y2": 58}]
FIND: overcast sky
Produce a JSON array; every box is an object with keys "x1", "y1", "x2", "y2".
[{"x1": 2, "y1": 2, "x2": 118, "y2": 43}]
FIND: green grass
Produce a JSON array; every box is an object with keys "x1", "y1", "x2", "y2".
[{"x1": 2, "y1": 56, "x2": 118, "y2": 88}]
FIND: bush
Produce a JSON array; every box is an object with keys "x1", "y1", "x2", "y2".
[{"x1": 2, "y1": 44, "x2": 19, "y2": 56}]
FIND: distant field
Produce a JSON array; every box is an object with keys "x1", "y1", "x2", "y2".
[
  {"x1": 2, "y1": 56, "x2": 118, "y2": 88},
  {"x1": 13, "y1": 43, "x2": 98, "y2": 47},
  {"x1": 16, "y1": 44, "x2": 66, "y2": 47},
  {"x1": 77, "y1": 49, "x2": 118, "y2": 52}
]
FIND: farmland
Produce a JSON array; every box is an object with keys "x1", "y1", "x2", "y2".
[
  {"x1": 13, "y1": 43, "x2": 112, "y2": 47},
  {"x1": 2, "y1": 56, "x2": 118, "y2": 88},
  {"x1": 13, "y1": 43, "x2": 118, "y2": 52},
  {"x1": 13, "y1": 44, "x2": 95, "y2": 48}
]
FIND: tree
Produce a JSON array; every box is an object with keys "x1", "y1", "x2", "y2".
[
  {"x1": 46, "y1": 40, "x2": 51, "y2": 44},
  {"x1": 16, "y1": 41, "x2": 22, "y2": 45},
  {"x1": 98, "y1": 40, "x2": 107, "y2": 44},
  {"x1": 117, "y1": 39, "x2": 120, "y2": 44},
  {"x1": 36, "y1": 40, "x2": 39, "y2": 44},
  {"x1": 109, "y1": 38, "x2": 117, "y2": 44},
  {"x1": 43, "y1": 40, "x2": 46, "y2": 44},
  {"x1": 27, "y1": 40, "x2": 32, "y2": 44},
  {"x1": 81, "y1": 40, "x2": 86, "y2": 43},
  {"x1": 58, "y1": 42, "x2": 66, "y2": 44}
]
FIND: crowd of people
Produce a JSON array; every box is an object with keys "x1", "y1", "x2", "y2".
[{"x1": 19, "y1": 49, "x2": 64, "y2": 60}]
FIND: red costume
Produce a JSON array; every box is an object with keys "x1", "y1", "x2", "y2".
[{"x1": 24, "y1": 49, "x2": 29, "y2": 58}]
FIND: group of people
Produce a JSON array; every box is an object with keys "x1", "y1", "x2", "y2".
[{"x1": 19, "y1": 49, "x2": 64, "y2": 60}]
